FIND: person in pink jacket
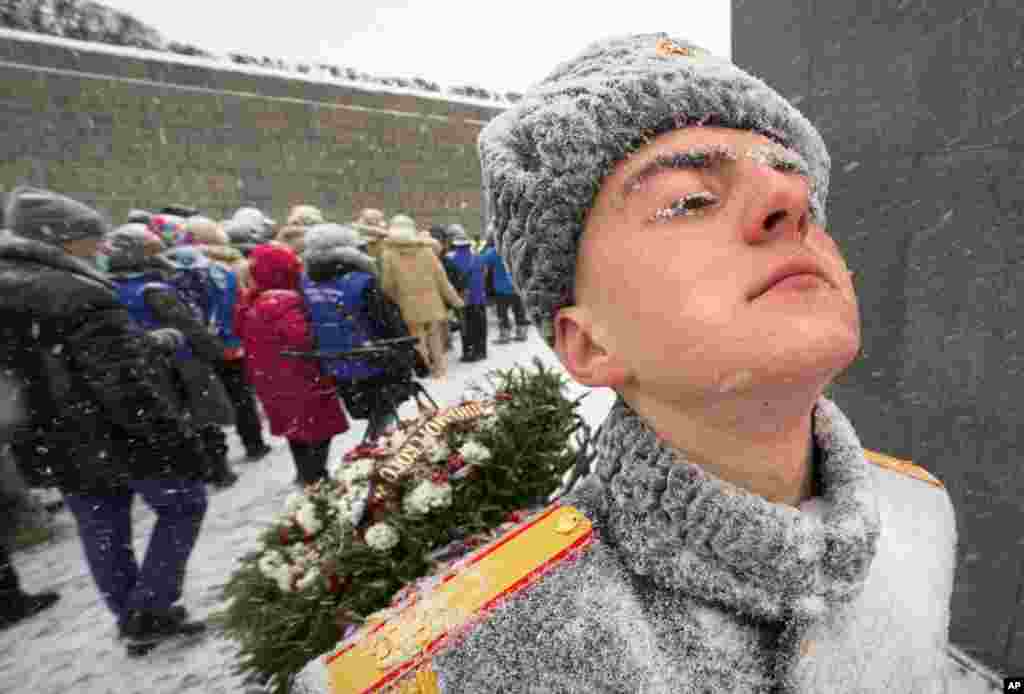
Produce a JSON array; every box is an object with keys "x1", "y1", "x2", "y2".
[{"x1": 234, "y1": 244, "x2": 348, "y2": 485}]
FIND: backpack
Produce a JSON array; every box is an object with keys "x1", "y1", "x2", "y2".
[{"x1": 169, "y1": 267, "x2": 214, "y2": 328}]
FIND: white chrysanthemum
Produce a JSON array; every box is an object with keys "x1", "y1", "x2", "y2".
[
  {"x1": 364, "y1": 522, "x2": 400, "y2": 552},
  {"x1": 402, "y1": 479, "x2": 453, "y2": 516},
  {"x1": 296, "y1": 566, "x2": 320, "y2": 591},
  {"x1": 295, "y1": 502, "x2": 322, "y2": 535},
  {"x1": 270, "y1": 564, "x2": 297, "y2": 592},
  {"x1": 284, "y1": 491, "x2": 306, "y2": 513},
  {"x1": 458, "y1": 439, "x2": 492, "y2": 464},
  {"x1": 426, "y1": 438, "x2": 451, "y2": 463},
  {"x1": 336, "y1": 459, "x2": 375, "y2": 487}
]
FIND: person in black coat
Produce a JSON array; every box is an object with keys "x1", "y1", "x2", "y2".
[
  {"x1": 0, "y1": 370, "x2": 60, "y2": 631},
  {"x1": 0, "y1": 187, "x2": 208, "y2": 654}
]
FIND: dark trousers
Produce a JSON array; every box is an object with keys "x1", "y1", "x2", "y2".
[
  {"x1": 215, "y1": 359, "x2": 266, "y2": 454},
  {"x1": 0, "y1": 542, "x2": 20, "y2": 600},
  {"x1": 64, "y1": 479, "x2": 207, "y2": 624},
  {"x1": 461, "y1": 304, "x2": 488, "y2": 359},
  {"x1": 288, "y1": 439, "x2": 332, "y2": 486},
  {"x1": 493, "y1": 294, "x2": 528, "y2": 331}
]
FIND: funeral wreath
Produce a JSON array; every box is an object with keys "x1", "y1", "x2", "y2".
[{"x1": 213, "y1": 358, "x2": 592, "y2": 693}]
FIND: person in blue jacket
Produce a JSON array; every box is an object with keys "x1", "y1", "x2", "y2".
[
  {"x1": 480, "y1": 234, "x2": 530, "y2": 344},
  {"x1": 446, "y1": 225, "x2": 489, "y2": 362},
  {"x1": 101, "y1": 225, "x2": 239, "y2": 490},
  {"x1": 300, "y1": 224, "x2": 417, "y2": 441}
]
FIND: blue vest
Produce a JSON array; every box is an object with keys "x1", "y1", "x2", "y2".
[
  {"x1": 300, "y1": 272, "x2": 383, "y2": 381},
  {"x1": 448, "y1": 247, "x2": 487, "y2": 305},
  {"x1": 207, "y1": 263, "x2": 240, "y2": 349},
  {"x1": 113, "y1": 275, "x2": 194, "y2": 361}
]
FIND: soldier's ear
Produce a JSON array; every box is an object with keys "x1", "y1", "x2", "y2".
[{"x1": 554, "y1": 306, "x2": 629, "y2": 389}]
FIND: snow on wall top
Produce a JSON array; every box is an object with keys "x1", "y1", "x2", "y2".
[{"x1": 0, "y1": 27, "x2": 510, "y2": 112}]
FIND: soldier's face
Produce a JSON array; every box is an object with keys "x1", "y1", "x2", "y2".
[{"x1": 568, "y1": 126, "x2": 860, "y2": 404}]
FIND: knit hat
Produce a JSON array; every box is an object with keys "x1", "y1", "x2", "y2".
[
  {"x1": 478, "y1": 33, "x2": 831, "y2": 346},
  {"x1": 286, "y1": 205, "x2": 325, "y2": 227},
  {"x1": 183, "y1": 216, "x2": 229, "y2": 246},
  {"x1": 352, "y1": 208, "x2": 389, "y2": 239},
  {"x1": 448, "y1": 224, "x2": 471, "y2": 246},
  {"x1": 4, "y1": 186, "x2": 108, "y2": 247},
  {"x1": 100, "y1": 223, "x2": 173, "y2": 273},
  {"x1": 388, "y1": 214, "x2": 418, "y2": 241},
  {"x1": 149, "y1": 213, "x2": 190, "y2": 247}
]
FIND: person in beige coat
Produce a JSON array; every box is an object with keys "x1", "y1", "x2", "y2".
[
  {"x1": 351, "y1": 208, "x2": 390, "y2": 269},
  {"x1": 380, "y1": 215, "x2": 464, "y2": 378}
]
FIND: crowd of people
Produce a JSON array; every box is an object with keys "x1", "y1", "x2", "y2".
[{"x1": 0, "y1": 186, "x2": 530, "y2": 655}]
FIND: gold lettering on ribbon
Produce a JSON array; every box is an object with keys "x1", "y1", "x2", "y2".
[{"x1": 378, "y1": 401, "x2": 494, "y2": 482}]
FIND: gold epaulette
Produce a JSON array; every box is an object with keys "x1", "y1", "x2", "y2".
[
  {"x1": 863, "y1": 449, "x2": 944, "y2": 489},
  {"x1": 324, "y1": 504, "x2": 594, "y2": 693}
]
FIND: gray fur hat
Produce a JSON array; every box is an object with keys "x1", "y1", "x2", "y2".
[
  {"x1": 4, "y1": 186, "x2": 108, "y2": 247},
  {"x1": 302, "y1": 223, "x2": 376, "y2": 279},
  {"x1": 478, "y1": 33, "x2": 831, "y2": 346},
  {"x1": 303, "y1": 223, "x2": 366, "y2": 256},
  {"x1": 101, "y1": 223, "x2": 173, "y2": 273}
]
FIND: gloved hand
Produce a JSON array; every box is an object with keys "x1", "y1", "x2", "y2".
[{"x1": 147, "y1": 328, "x2": 186, "y2": 355}]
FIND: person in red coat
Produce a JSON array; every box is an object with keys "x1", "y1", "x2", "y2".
[{"x1": 234, "y1": 243, "x2": 348, "y2": 485}]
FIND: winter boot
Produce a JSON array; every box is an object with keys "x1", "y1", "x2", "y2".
[
  {"x1": 514, "y1": 325, "x2": 529, "y2": 342},
  {"x1": 201, "y1": 427, "x2": 238, "y2": 489},
  {"x1": 245, "y1": 443, "x2": 273, "y2": 462},
  {"x1": 120, "y1": 606, "x2": 206, "y2": 656},
  {"x1": 494, "y1": 326, "x2": 511, "y2": 344},
  {"x1": 0, "y1": 590, "x2": 60, "y2": 631},
  {"x1": 203, "y1": 452, "x2": 238, "y2": 490}
]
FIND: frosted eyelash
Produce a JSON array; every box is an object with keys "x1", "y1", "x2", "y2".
[{"x1": 650, "y1": 192, "x2": 718, "y2": 221}]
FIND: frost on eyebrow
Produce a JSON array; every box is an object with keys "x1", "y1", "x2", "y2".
[
  {"x1": 614, "y1": 144, "x2": 738, "y2": 209},
  {"x1": 612, "y1": 142, "x2": 809, "y2": 211},
  {"x1": 745, "y1": 144, "x2": 810, "y2": 179}
]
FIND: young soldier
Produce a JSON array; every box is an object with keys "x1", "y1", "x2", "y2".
[{"x1": 296, "y1": 33, "x2": 957, "y2": 693}]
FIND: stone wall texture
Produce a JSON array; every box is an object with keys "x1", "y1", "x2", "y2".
[
  {"x1": 735, "y1": 0, "x2": 1024, "y2": 675},
  {"x1": 0, "y1": 32, "x2": 504, "y2": 233}
]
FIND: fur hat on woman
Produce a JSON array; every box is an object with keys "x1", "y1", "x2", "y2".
[
  {"x1": 232, "y1": 207, "x2": 276, "y2": 238},
  {"x1": 478, "y1": 33, "x2": 830, "y2": 345},
  {"x1": 4, "y1": 186, "x2": 108, "y2": 247},
  {"x1": 100, "y1": 223, "x2": 173, "y2": 274},
  {"x1": 302, "y1": 223, "x2": 376, "y2": 280}
]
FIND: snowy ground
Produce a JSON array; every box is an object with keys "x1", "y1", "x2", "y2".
[{"x1": 0, "y1": 316, "x2": 1003, "y2": 693}]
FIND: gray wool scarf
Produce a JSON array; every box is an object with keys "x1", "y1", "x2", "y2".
[{"x1": 570, "y1": 394, "x2": 882, "y2": 625}]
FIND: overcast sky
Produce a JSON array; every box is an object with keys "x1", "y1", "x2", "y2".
[{"x1": 98, "y1": 1, "x2": 731, "y2": 94}]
